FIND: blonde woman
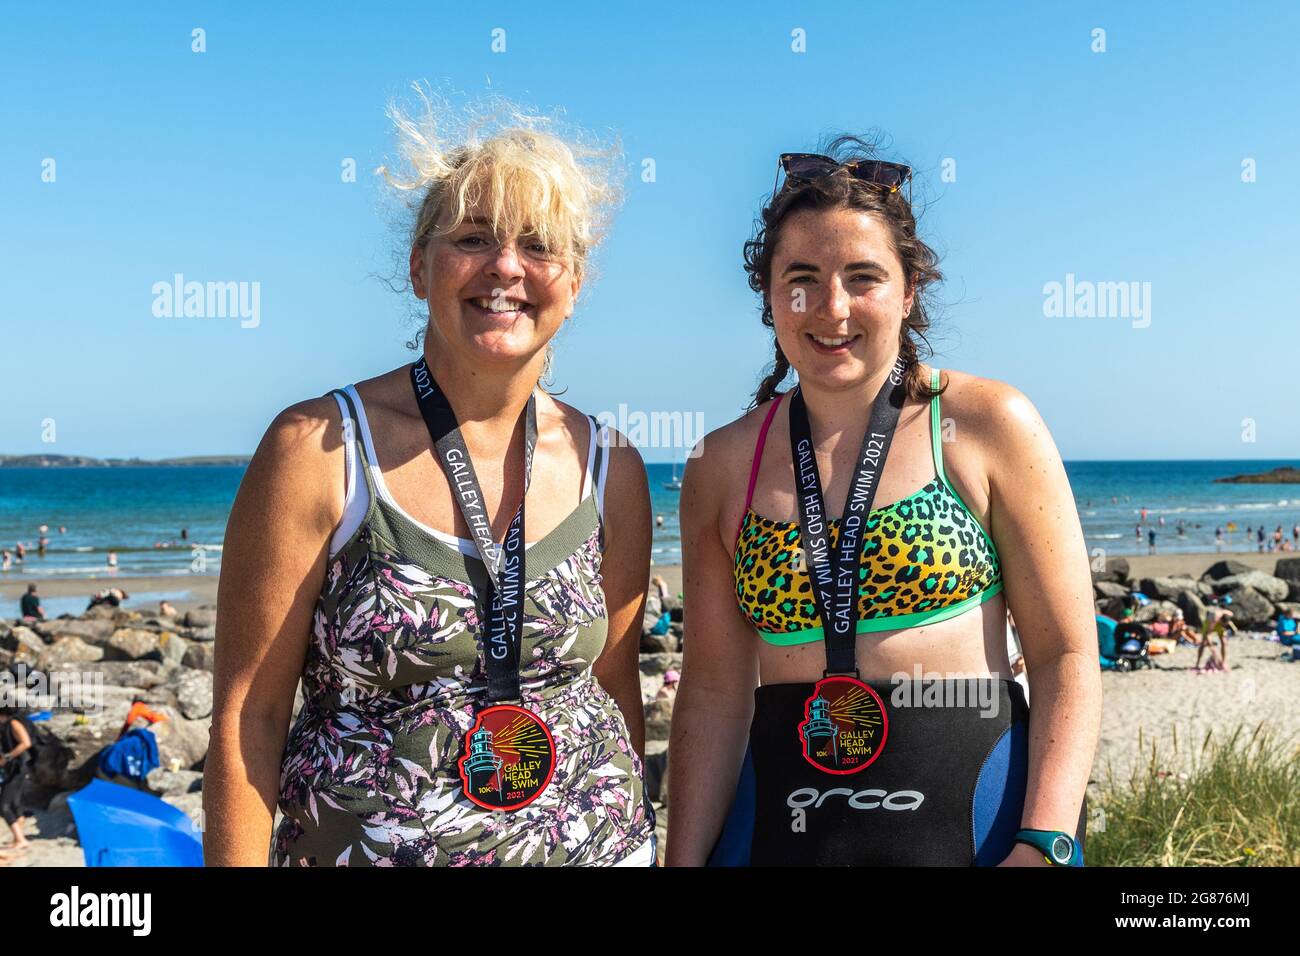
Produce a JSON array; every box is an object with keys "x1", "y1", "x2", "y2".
[{"x1": 205, "y1": 95, "x2": 655, "y2": 866}]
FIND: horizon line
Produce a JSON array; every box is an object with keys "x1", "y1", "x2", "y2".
[{"x1": 1, "y1": 453, "x2": 1298, "y2": 467}]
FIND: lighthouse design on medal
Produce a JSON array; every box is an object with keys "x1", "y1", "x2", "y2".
[
  {"x1": 463, "y1": 724, "x2": 504, "y2": 798},
  {"x1": 801, "y1": 692, "x2": 840, "y2": 766},
  {"x1": 458, "y1": 703, "x2": 558, "y2": 810},
  {"x1": 797, "y1": 676, "x2": 888, "y2": 774}
]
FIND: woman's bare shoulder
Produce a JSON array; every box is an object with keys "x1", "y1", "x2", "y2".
[
  {"x1": 931, "y1": 366, "x2": 1058, "y2": 468},
  {"x1": 541, "y1": 393, "x2": 601, "y2": 452},
  {"x1": 242, "y1": 391, "x2": 350, "y2": 534},
  {"x1": 219, "y1": 390, "x2": 351, "y2": 554},
  {"x1": 932, "y1": 365, "x2": 1013, "y2": 405},
  {"x1": 351, "y1": 363, "x2": 419, "y2": 418},
  {"x1": 683, "y1": 398, "x2": 782, "y2": 506},
  {"x1": 261, "y1": 394, "x2": 343, "y2": 463}
]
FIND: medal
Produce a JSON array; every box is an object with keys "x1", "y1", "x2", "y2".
[
  {"x1": 410, "y1": 359, "x2": 556, "y2": 811},
  {"x1": 797, "y1": 675, "x2": 889, "y2": 774},
  {"x1": 458, "y1": 703, "x2": 557, "y2": 811},
  {"x1": 787, "y1": 355, "x2": 909, "y2": 773}
]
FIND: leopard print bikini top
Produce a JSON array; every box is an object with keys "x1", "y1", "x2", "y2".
[{"x1": 733, "y1": 368, "x2": 1003, "y2": 644}]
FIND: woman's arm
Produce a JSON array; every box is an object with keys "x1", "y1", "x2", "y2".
[
  {"x1": 203, "y1": 398, "x2": 342, "y2": 866},
  {"x1": 979, "y1": 382, "x2": 1102, "y2": 864},
  {"x1": 665, "y1": 430, "x2": 761, "y2": 866},
  {"x1": 591, "y1": 432, "x2": 652, "y2": 760},
  {"x1": 2, "y1": 720, "x2": 31, "y2": 761}
]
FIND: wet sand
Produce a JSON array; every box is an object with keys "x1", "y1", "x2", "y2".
[
  {"x1": 0, "y1": 574, "x2": 218, "y2": 613},
  {"x1": 1115, "y1": 551, "x2": 1289, "y2": 578}
]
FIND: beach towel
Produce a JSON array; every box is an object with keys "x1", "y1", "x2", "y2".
[{"x1": 98, "y1": 727, "x2": 161, "y2": 782}]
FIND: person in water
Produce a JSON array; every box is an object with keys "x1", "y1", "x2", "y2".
[
  {"x1": 206, "y1": 93, "x2": 655, "y2": 866},
  {"x1": 668, "y1": 139, "x2": 1100, "y2": 867}
]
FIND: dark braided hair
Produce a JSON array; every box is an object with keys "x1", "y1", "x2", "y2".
[{"x1": 743, "y1": 133, "x2": 944, "y2": 409}]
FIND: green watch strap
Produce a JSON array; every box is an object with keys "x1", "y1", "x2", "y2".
[{"x1": 1015, "y1": 828, "x2": 1077, "y2": 866}]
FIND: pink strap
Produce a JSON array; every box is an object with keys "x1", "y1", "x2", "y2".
[{"x1": 744, "y1": 392, "x2": 785, "y2": 513}]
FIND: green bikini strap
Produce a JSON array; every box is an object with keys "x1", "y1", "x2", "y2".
[
  {"x1": 928, "y1": 367, "x2": 949, "y2": 486},
  {"x1": 926, "y1": 368, "x2": 991, "y2": 548}
]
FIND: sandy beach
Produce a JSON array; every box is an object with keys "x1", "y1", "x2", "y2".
[
  {"x1": 1109, "y1": 551, "x2": 1287, "y2": 579},
  {"x1": 1092, "y1": 633, "x2": 1296, "y2": 781},
  {"x1": 0, "y1": 574, "x2": 218, "y2": 606}
]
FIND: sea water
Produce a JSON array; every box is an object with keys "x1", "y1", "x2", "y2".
[{"x1": 2, "y1": 460, "x2": 1297, "y2": 585}]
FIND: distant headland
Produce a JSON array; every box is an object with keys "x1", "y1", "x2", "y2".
[
  {"x1": 1213, "y1": 466, "x2": 1300, "y2": 484},
  {"x1": 0, "y1": 454, "x2": 250, "y2": 468}
]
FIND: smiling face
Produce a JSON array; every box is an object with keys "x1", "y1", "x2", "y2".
[
  {"x1": 768, "y1": 206, "x2": 914, "y2": 390},
  {"x1": 410, "y1": 201, "x2": 582, "y2": 369}
]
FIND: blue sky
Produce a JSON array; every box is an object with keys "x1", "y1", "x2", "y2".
[{"x1": 2, "y1": 1, "x2": 1297, "y2": 462}]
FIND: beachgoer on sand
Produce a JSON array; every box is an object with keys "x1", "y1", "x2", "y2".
[
  {"x1": 87, "y1": 587, "x2": 128, "y2": 611},
  {"x1": 19, "y1": 584, "x2": 44, "y2": 622},
  {"x1": 0, "y1": 708, "x2": 35, "y2": 864},
  {"x1": 1197, "y1": 600, "x2": 1234, "y2": 672}
]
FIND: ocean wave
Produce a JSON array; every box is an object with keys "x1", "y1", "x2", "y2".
[{"x1": 1153, "y1": 501, "x2": 1293, "y2": 514}]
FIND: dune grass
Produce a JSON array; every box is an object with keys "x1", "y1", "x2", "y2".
[{"x1": 1088, "y1": 722, "x2": 1299, "y2": 866}]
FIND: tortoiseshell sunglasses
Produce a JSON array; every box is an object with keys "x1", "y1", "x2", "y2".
[{"x1": 775, "y1": 152, "x2": 912, "y2": 205}]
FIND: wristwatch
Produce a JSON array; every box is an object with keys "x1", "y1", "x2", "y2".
[{"x1": 1014, "y1": 828, "x2": 1079, "y2": 866}]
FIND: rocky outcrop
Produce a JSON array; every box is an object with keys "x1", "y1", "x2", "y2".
[
  {"x1": 1090, "y1": 557, "x2": 1131, "y2": 584},
  {"x1": 34, "y1": 618, "x2": 115, "y2": 644},
  {"x1": 184, "y1": 606, "x2": 217, "y2": 629},
  {"x1": 1202, "y1": 560, "x2": 1254, "y2": 581},
  {"x1": 1094, "y1": 558, "x2": 1293, "y2": 631},
  {"x1": 1209, "y1": 572, "x2": 1289, "y2": 603},
  {"x1": 1139, "y1": 576, "x2": 1200, "y2": 602},
  {"x1": 1219, "y1": 586, "x2": 1275, "y2": 628}
]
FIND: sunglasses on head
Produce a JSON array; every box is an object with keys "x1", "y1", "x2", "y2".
[{"x1": 775, "y1": 152, "x2": 912, "y2": 204}]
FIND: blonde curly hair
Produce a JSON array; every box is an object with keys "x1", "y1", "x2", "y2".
[{"x1": 377, "y1": 84, "x2": 623, "y2": 284}]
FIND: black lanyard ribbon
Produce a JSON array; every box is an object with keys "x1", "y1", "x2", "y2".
[
  {"x1": 409, "y1": 358, "x2": 537, "y2": 703},
  {"x1": 787, "y1": 356, "x2": 910, "y2": 675}
]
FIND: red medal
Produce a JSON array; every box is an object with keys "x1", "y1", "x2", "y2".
[
  {"x1": 457, "y1": 704, "x2": 557, "y2": 811},
  {"x1": 797, "y1": 675, "x2": 889, "y2": 774}
]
